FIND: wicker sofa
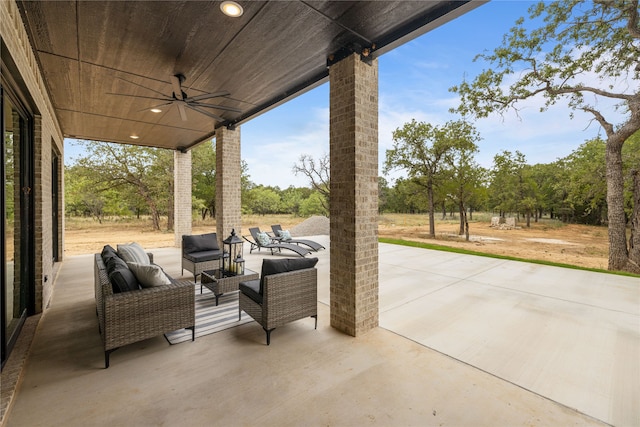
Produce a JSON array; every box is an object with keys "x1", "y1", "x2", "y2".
[
  {"x1": 95, "y1": 246, "x2": 195, "y2": 368},
  {"x1": 239, "y1": 257, "x2": 319, "y2": 345}
]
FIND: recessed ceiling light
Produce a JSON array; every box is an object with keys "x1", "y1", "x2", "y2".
[
  {"x1": 220, "y1": 1, "x2": 243, "y2": 17},
  {"x1": 150, "y1": 108, "x2": 162, "y2": 113},
  {"x1": 130, "y1": 135, "x2": 140, "y2": 139}
]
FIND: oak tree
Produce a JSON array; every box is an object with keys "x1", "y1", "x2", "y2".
[
  {"x1": 451, "y1": 0, "x2": 640, "y2": 272},
  {"x1": 384, "y1": 119, "x2": 482, "y2": 237}
]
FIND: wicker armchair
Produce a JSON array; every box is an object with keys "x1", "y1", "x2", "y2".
[
  {"x1": 94, "y1": 253, "x2": 195, "y2": 368},
  {"x1": 182, "y1": 233, "x2": 223, "y2": 281},
  {"x1": 239, "y1": 258, "x2": 318, "y2": 345}
]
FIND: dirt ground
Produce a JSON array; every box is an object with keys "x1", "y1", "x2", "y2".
[
  {"x1": 378, "y1": 215, "x2": 609, "y2": 270},
  {"x1": 63, "y1": 214, "x2": 610, "y2": 270}
]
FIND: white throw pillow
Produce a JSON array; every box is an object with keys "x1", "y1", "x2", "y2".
[
  {"x1": 127, "y1": 262, "x2": 171, "y2": 288},
  {"x1": 117, "y1": 242, "x2": 150, "y2": 265},
  {"x1": 256, "y1": 232, "x2": 271, "y2": 246},
  {"x1": 279, "y1": 229, "x2": 292, "y2": 240}
]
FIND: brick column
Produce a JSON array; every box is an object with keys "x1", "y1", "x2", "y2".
[
  {"x1": 329, "y1": 53, "x2": 379, "y2": 336},
  {"x1": 215, "y1": 126, "x2": 242, "y2": 247},
  {"x1": 174, "y1": 150, "x2": 192, "y2": 246}
]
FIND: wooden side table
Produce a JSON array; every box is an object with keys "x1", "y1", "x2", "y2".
[{"x1": 200, "y1": 268, "x2": 259, "y2": 305}]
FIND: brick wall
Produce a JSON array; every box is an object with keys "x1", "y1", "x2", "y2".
[
  {"x1": 174, "y1": 150, "x2": 192, "y2": 246},
  {"x1": 329, "y1": 53, "x2": 379, "y2": 336},
  {"x1": 215, "y1": 127, "x2": 242, "y2": 246}
]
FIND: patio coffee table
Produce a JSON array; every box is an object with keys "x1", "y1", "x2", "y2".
[{"x1": 201, "y1": 268, "x2": 259, "y2": 306}]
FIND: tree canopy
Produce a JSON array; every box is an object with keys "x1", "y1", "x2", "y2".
[{"x1": 384, "y1": 119, "x2": 483, "y2": 237}]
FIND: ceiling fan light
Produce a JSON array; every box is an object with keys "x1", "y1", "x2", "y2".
[
  {"x1": 150, "y1": 108, "x2": 162, "y2": 113},
  {"x1": 220, "y1": 1, "x2": 243, "y2": 17}
]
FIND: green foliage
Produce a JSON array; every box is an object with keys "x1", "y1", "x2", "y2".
[
  {"x1": 384, "y1": 178, "x2": 429, "y2": 214},
  {"x1": 191, "y1": 141, "x2": 216, "y2": 219},
  {"x1": 564, "y1": 138, "x2": 607, "y2": 224},
  {"x1": 488, "y1": 150, "x2": 533, "y2": 215},
  {"x1": 299, "y1": 191, "x2": 328, "y2": 216},
  {"x1": 243, "y1": 185, "x2": 281, "y2": 215},
  {"x1": 65, "y1": 138, "x2": 337, "y2": 223},
  {"x1": 66, "y1": 141, "x2": 173, "y2": 229},
  {"x1": 526, "y1": 161, "x2": 569, "y2": 220},
  {"x1": 280, "y1": 186, "x2": 313, "y2": 216}
]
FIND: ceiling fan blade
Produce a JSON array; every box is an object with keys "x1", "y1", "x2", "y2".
[
  {"x1": 177, "y1": 102, "x2": 188, "y2": 121},
  {"x1": 136, "y1": 101, "x2": 173, "y2": 113},
  {"x1": 186, "y1": 105, "x2": 225, "y2": 122},
  {"x1": 171, "y1": 75, "x2": 185, "y2": 100},
  {"x1": 189, "y1": 102, "x2": 242, "y2": 113},
  {"x1": 186, "y1": 91, "x2": 231, "y2": 102},
  {"x1": 116, "y1": 77, "x2": 168, "y2": 98},
  {"x1": 107, "y1": 93, "x2": 172, "y2": 102}
]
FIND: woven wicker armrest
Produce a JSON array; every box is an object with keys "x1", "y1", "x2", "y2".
[
  {"x1": 103, "y1": 280, "x2": 195, "y2": 351},
  {"x1": 262, "y1": 268, "x2": 317, "y2": 328}
]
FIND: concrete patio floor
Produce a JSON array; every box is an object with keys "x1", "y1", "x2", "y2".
[{"x1": 3, "y1": 236, "x2": 638, "y2": 426}]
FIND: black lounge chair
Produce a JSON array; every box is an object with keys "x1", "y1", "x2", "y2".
[
  {"x1": 244, "y1": 227, "x2": 311, "y2": 257},
  {"x1": 271, "y1": 225, "x2": 325, "y2": 251}
]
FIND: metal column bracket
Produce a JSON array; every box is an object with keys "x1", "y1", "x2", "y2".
[{"x1": 327, "y1": 43, "x2": 377, "y2": 67}]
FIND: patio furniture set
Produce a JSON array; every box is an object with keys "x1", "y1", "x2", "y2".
[{"x1": 94, "y1": 229, "x2": 323, "y2": 367}]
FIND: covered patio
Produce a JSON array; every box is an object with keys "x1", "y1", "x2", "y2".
[
  {"x1": 4, "y1": 236, "x2": 638, "y2": 426},
  {"x1": 2, "y1": 1, "x2": 639, "y2": 426},
  {"x1": 2, "y1": 0, "x2": 485, "y2": 386}
]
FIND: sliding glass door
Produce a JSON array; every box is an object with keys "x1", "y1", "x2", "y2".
[{"x1": 1, "y1": 84, "x2": 33, "y2": 368}]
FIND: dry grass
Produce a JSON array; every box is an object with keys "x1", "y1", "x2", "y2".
[
  {"x1": 64, "y1": 213, "x2": 610, "y2": 270},
  {"x1": 378, "y1": 213, "x2": 609, "y2": 270}
]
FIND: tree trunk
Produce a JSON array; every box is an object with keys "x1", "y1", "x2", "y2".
[
  {"x1": 629, "y1": 169, "x2": 640, "y2": 270},
  {"x1": 464, "y1": 209, "x2": 470, "y2": 242},
  {"x1": 441, "y1": 201, "x2": 446, "y2": 220},
  {"x1": 458, "y1": 200, "x2": 465, "y2": 235},
  {"x1": 526, "y1": 212, "x2": 531, "y2": 228},
  {"x1": 606, "y1": 137, "x2": 630, "y2": 271},
  {"x1": 427, "y1": 182, "x2": 435, "y2": 238},
  {"x1": 167, "y1": 179, "x2": 174, "y2": 231}
]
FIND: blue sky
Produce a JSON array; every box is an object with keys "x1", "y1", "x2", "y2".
[
  {"x1": 67, "y1": 1, "x2": 622, "y2": 189},
  {"x1": 239, "y1": 0, "x2": 626, "y2": 189}
]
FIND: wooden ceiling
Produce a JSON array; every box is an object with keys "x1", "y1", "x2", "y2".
[{"x1": 17, "y1": 1, "x2": 483, "y2": 151}]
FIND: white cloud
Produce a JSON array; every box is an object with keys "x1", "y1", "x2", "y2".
[{"x1": 242, "y1": 107, "x2": 329, "y2": 189}]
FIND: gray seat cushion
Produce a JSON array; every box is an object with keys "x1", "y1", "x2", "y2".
[
  {"x1": 239, "y1": 279, "x2": 262, "y2": 304},
  {"x1": 183, "y1": 249, "x2": 222, "y2": 263},
  {"x1": 182, "y1": 233, "x2": 219, "y2": 254}
]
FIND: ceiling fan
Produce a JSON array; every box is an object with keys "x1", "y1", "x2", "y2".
[{"x1": 109, "y1": 74, "x2": 241, "y2": 122}]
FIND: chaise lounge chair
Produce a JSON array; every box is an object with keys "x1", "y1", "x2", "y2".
[
  {"x1": 244, "y1": 227, "x2": 311, "y2": 257},
  {"x1": 271, "y1": 224, "x2": 325, "y2": 251}
]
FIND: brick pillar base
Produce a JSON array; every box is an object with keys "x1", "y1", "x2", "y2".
[
  {"x1": 215, "y1": 126, "x2": 242, "y2": 247},
  {"x1": 329, "y1": 53, "x2": 379, "y2": 336},
  {"x1": 174, "y1": 150, "x2": 192, "y2": 247}
]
